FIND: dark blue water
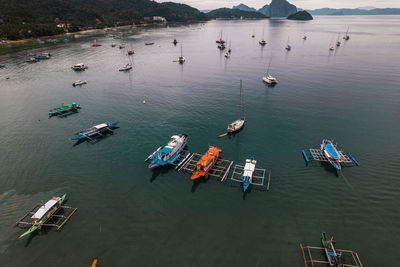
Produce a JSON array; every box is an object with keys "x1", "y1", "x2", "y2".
[{"x1": 0, "y1": 16, "x2": 399, "y2": 266}]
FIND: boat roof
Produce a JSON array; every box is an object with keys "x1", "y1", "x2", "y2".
[
  {"x1": 160, "y1": 146, "x2": 172, "y2": 154},
  {"x1": 244, "y1": 159, "x2": 256, "y2": 177},
  {"x1": 94, "y1": 123, "x2": 108, "y2": 129},
  {"x1": 323, "y1": 141, "x2": 340, "y2": 160},
  {"x1": 31, "y1": 197, "x2": 60, "y2": 219}
]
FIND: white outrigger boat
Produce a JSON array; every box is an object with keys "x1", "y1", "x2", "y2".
[
  {"x1": 145, "y1": 134, "x2": 188, "y2": 168},
  {"x1": 72, "y1": 80, "x2": 87, "y2": 87},
  {"x1": 262, "y1": 59, "x2": 278, "y2": 84},
  {"x1": 15, "y1": 193, "x2": 77, "y2": 239},
  {"x1": 71, "y1": 63, "x2": 88, "y2": 71},
  {"x1": 243, "y1": 158, "x2": 257, "y2": 192},
  {"x1": 227, "y1": 80, "x2": 245, "y2": 134},
  {"x1": 119, "y1": 63, "x2": 132, "y2": 71}
]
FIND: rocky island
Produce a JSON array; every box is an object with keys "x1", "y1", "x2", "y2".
[{"x1": 287, "y1": 11, "x2": 313, "y2": 20}]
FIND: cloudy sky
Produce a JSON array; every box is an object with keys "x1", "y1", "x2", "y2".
[{"x1": 157, "y1": 0, "x2": 399, "y2": 10}]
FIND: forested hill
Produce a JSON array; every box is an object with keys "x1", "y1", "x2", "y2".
[{"x1": 0, "y1": 0, "x2": 209, "y2": 40}]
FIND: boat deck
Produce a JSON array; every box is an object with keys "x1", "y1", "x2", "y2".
[
  {"x1": 15, "y1": 202, "x2": 77, "y2": 231},
  {"x1": 176, "y1": 152, "x2": 233, "y2": 181},
  {"x1": 300, "y1": 244, "x2": 363, "y2": 267},
  {"x1": 302, "y1": 148, "x2": 359, "y2": 167},
  {"x1": 228, "y1": 164, "x2": 271, "y2": 191}
]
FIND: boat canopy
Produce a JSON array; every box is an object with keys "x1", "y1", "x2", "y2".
[
  {"x1": 94, "y1": 123, "x2": 108, "y2": 130},
  {"x1": 31, "y1": 197, "x2": 60, "y2": 219},
  {"x1": 243, "y1": 159, "x2": 256, "y2": 177},
  {"x1": 323, "y1": 142, "x2": 340, "y2": 160}
]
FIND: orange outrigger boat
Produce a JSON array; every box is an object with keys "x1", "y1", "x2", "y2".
[{"x1": 191, "y1": 146, "x2": 221, "y2": 180}]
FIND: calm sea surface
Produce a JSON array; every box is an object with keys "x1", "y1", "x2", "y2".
[{"x1": 0, "y1": 15, "x2": 399, "y2": 266}]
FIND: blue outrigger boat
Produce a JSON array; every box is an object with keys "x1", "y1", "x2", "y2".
[
  {"x1": 322, "y1": 232, "x2": 342, "y2": 266},
  {"x1": 321, "y1": 139, "x2": 342, "y2": 171},
  {"x1": 145, "y1": 134, "x2": 188, "y2": 168},
  {"x1": 242, "y1": 158, "x2": 256, "y2": 192},
  {"x1": 72, "y1": 122, "x2": 119, "y2": 141}
]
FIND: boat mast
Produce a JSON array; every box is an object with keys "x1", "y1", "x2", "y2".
[
  {"x1": 180, "y1": 43, "x2": 183, "y2": 57},
  {"x1": 239, "y1": 80, "x2": 244, "y2": 120},
  {"x1": 267, "y1": 58, "x2": 272, "y2": 76}
]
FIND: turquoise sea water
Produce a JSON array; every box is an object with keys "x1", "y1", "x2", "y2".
[{"x1": 0, "y1": 16, "x2": 400, "y2": 266}]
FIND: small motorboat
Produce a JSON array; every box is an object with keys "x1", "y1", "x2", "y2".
[
  {"x1": 145, "y1": 42, "x2": 154, "y2": 46},
  {"x1": 251, "y1": 34, "x2": 255, "y2": 38},
  {"x1": 329, "y1": 46, "x2": 335, "y2": 51},
  {"x1": 92, "y1": 43, "x2": 101, "y2": 47},
  {"x1": 72, "y1": 80, "x2": 87, "y2": 87},
  {"x1": 119, "y1": 43, "x2": 125, "y2": 49},
  {"x1": 71, "y1": 63, "x2": 88, "y2": 71},
  {"x1": 72, "y1": 121, "x2": 119, "y2": 141},
  {"x1": 263, "y1": 75, "x2": 278, "y2": 84},
  {"x1": 146, "y1": 134, "x2": 188, "y2": 168},
  {"x1": 128, "y1": 50, "x2": 135, "y2": 55},
  {"x1": 173, "y1": 39, "x2": 178, "y2": 45},
  {"x1": 303, "y1": 35, "x2": 307, "y2": 40},
  {"x1": 321, "y1": 139, "x2": 342, "y2": 171},
  {"x1": 111, "y1": 43, "x2": 116, "y2": 47},
  {"x1": 191, "y1": 146, "x2": 221, "y2": 180},
  {"x1": 218, "y1": 44, "x2": 226, "y2": 50},
  {"x1": 224, "y1": 52, "x2": 230, "y2": 58},
  {"x1": 259, "y1": 40, "x2": 267, "y2": 46},
  {"x1": 119, "y1": 63, "x2": 132, "y2": 71},
  {"x1": 336, "y1": 41, "x2": 341, "y2": 47},
  {"x1": 243, "y1": 158, "x2": 256, "y2": 192}
]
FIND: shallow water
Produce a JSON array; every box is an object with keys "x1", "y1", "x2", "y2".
[{"x1": 0, "y1": 16, "x2": 399, "y2": 266}]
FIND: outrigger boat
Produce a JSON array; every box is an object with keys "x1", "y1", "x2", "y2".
[
  {"x1": 191, "y1": 146, "x2": 221, "y2": 180},
  {"x1": 173, "y1": 39, "x2": 178, "y2": 45},
  {"x1": 259, "y1": 27, "x2": 266, "y2": 46},
  {"x1": 49, "y1": 103, "x2": 81, "y2": 117},
  {"x1": 128, "y1": 50, "x2": 135, "y2": 55},
  {"x1": 300, "y1": 233, "x2": 363, "y2": 267},
  {"x1": 321, "y1": 139, "x2": 342, "y2": 171},
  {"x1": 145, "y1": 134, "x2": 188, "y2": 168},
  {"x1": 322, "y1": 232, "x2": 342, "y2": 266},
  {"x1": 72, "y1": 121, "x2": 119, "y2": 141},
  {"x1": 285, "y1": 37, "x2": 291, "y2": 51},
  {"x1": 227, "y1": 80, "x2": 245, "y2": 134},
  {"x1": 243, "y1": 158, "x2": 256, "y2": 192},
  {"x1": 16, "y1": 194, "x2": 76, "y2": 239}
]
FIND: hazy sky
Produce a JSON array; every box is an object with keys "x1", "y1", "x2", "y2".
[{"x1": 157, "y1": 0, "x2": 400, "y2": 10}]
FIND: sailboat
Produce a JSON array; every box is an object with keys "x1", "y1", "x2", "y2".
[
  {"x1": 228, "y1": 40, "x2": 232, "y2": 53},
  {"x1": 285, "y1": 37, "x2": 291, "y2": 51},
  {"x1": 251, "y1": 30, "x2": 255, "y2": 38},
  {"x1": 303, "y1": 33, "x2": 307, "y2": 40},
  {"x1": 178, "y1": 44, "x2": 185, "y2": 64},
  {"x1": 262, "y1": 59, "x2": 278, "y2": 84},
  {"x1": 227, "y1": 80, "x2": 245, "y2": 134},
  {"x1": 329, "y1": 37, "x2": 335, "y2": 51},
  {"x1": 216, "y1": 30, "x2": 225, "y2": 44},
  {"x1": 343, "y1": 26, "x2": 350, "y2": 40},
  {"x1": 336, "y1": 33, "x2": 341, "y2": 47},
  {"x1": 173, "y1": 38, "x2": 178, "y2": 45},
  {"x1": 259, "y1": 27, "x2": 266, "y2": 46}
]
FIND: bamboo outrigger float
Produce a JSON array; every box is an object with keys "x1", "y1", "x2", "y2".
[
  {"x1": 49, "y1": 103, "x2": 81, "y2": 117},
  {"x1": 15, "y1": 193, "x2": 77, "y2": 239},
  {"x1": 300, "y1": 232, "x2": 363, "y2": 267}
]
